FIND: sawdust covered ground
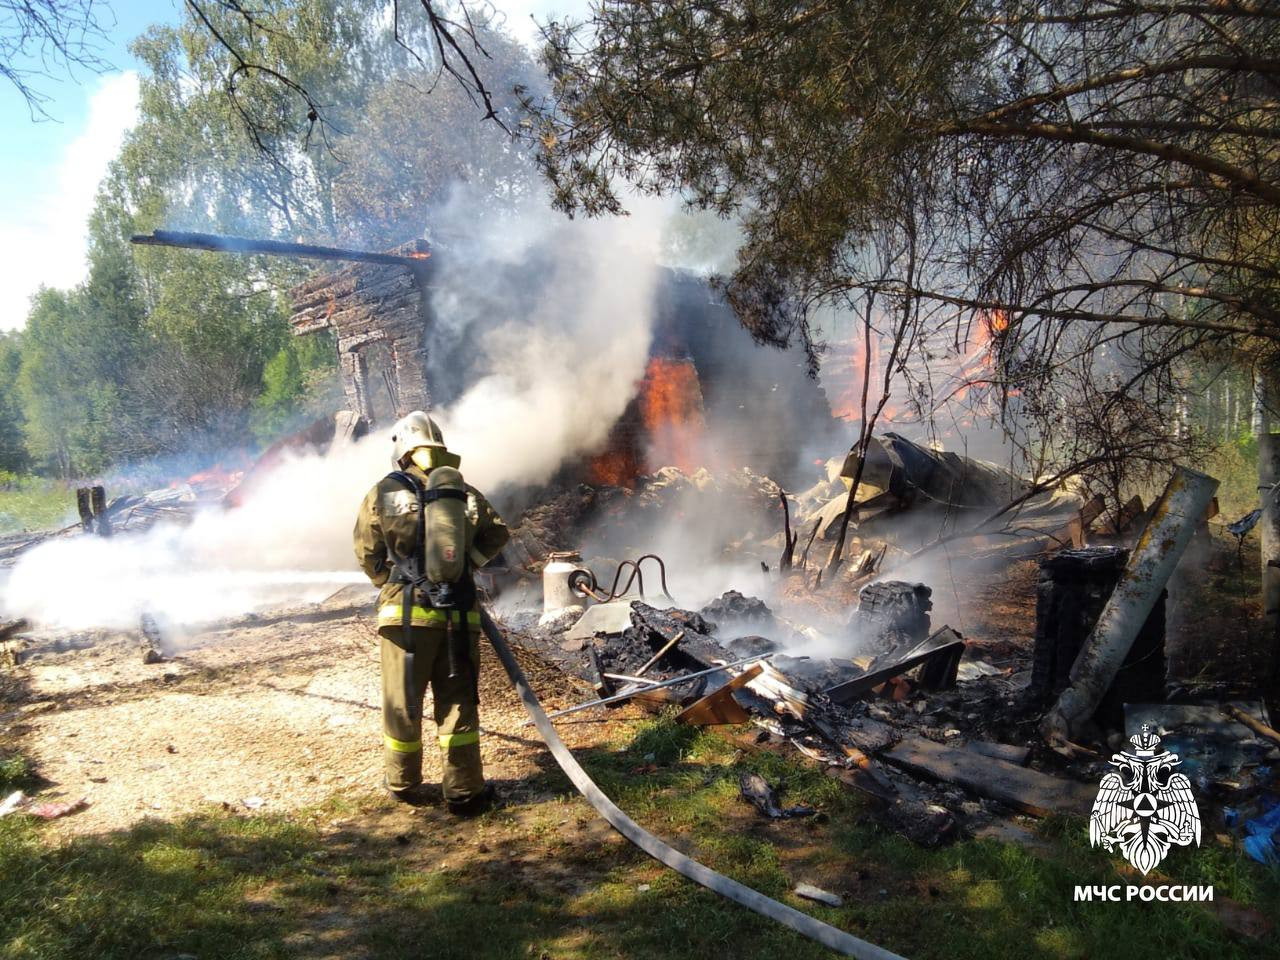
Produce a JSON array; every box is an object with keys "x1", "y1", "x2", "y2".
[{"x1": 2, "y1": 590, "x2": 633, "y2": 839}]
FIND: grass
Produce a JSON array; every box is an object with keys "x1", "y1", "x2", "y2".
[
  {"x1": 0, "y1": 752, "x2": 34, "y2": 792},
  {"x1": 0, "y1": 475, "x2": 74, "y2": 536},
  {"x1": 1203, "y1": 436, "x2": 1259, "y2": 522},
  {"x1": 1, "y1": 717, "x2": 1278, "y2": 960}
]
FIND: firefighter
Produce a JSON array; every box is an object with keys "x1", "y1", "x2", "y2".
[{"x1": 353, "y1": 411, "x2": 509, "y2": 813}]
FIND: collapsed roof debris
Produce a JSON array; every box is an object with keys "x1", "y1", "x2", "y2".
[
  {"x1": 801, "y1": 432, "x2": 1089, "y2": 555},
  {"x1": 480, "y1": 440, "x2": 1278, "y2": 860}
]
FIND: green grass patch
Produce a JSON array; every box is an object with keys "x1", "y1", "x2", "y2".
[
  {"x1": 0, "y1": 752, "x2": 35, "y2": 792},
  {"x1": 0, "y1": 475, "x2": 74, "y2": 535},
  {"x1": 1, "y1": 720, "x2": 1278, "y2": 960}
]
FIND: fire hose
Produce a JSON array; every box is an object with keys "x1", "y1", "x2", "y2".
[{"x1": 478, "y1": 607, "x2": 906, "y2": 960}]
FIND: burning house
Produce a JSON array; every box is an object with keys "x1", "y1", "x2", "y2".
[
  {"x1": 286, "y1": 239, "x2": 435, "y2": 426},
  {"x1": 284, "y1": 237, "x2": 844, "y2": 489},
  {"x1": 2, "y1": 226, "x2": 1268, "y2": 899}
]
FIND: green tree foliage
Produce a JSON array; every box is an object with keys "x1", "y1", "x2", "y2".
[
  {"x1": 250, "y1": 331, "x2": 340, "y2": 442},
  {"x1": 12, "y1": 0, "x2": 541, "y2": 478},
  {"x1": 18, "y1": 287, "x2": 141, "y2": 477},
  {"x1": 117, "y1": 0, "x2": 539, "y2": 244},
  {"x1": 0, "y1": 332, "x2": 27, "y2": 473},
  {"x1": 16, "y1": 204, "x2": 154, "y2": 476},
  {"x1": 330, "y1": 29, "x2": 542, "y2": 246},
  {"x1": 532, "y1": 0, "x2": 1277, "y2": 348},
  {"x1": 529, "y1": 0, "x2": 1279, "y2": 500}
]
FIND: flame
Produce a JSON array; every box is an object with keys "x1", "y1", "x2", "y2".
[
  {"x1": 587, "y1": 444, "x2": 643, "y2": 488},
  {"x1": 584, "y1": 355, "x2": 708, "y2": 485},
  {"x1": 948, "y1": 309, "x2": 1006, "y2": 405},
  {"x1": 826, "y1": 308, "x2": 1010, "y2": 420},
  {"x1": 827, "y1": 334, "x2": 887, "y2": 423},
  {"x1": 640, "y1": 356, "x2": 707, "y2": 473},
  {"x1": 176, "y1": 464, "x2": 246, "y2": 494}
]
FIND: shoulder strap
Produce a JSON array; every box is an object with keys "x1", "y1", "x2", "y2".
[
  {"x1": 385, "y1": 470, "x2": 423, "y2": 495},
  {"x1": 424, "y1": 488, "x2": 468, "y2": 503}
]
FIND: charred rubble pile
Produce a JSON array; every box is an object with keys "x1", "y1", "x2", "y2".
[
  {"x1": 503, "y1": 574, "x2": 1036, "y2": 846},
  {"x1": 493, "y1": 455, "x2": 1280, "y2": 861}
]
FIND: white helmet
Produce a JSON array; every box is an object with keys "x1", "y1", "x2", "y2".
[{"x1": 390, "y1": 410, "x2": 446, "y2": 465}]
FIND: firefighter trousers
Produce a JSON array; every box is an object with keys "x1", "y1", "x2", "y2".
[{"x1": 379, "y1": 624, "x2": 484, "y2": 801}]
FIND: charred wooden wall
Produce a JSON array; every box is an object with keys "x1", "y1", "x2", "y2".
[{"x1": 288, "y1": 239, "x2": 433, "y2": 426}]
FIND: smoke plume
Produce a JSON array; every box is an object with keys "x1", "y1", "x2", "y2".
[{"x1": 425, "y1": 187, "x2": 667, "y2": 491}]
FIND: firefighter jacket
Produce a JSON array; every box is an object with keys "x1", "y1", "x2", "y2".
[{"x1": 353, "y1": 454, "x2": 510, "y2": 630}]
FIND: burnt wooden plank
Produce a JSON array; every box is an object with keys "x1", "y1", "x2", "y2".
[
  {"x1": 825, "y1": 631, "x2": 966, "y2": 704},
  {"x1": 966, "y1": 740, "x2": 1031, "y2": 766},
  {"x1": 885, "y1": 735, "x2": 1095, "y2": 817},
  {"x1": 675, "y1": 665, "x2": 762, "y2": 725}
]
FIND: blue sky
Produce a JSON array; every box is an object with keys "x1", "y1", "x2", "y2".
[
  {"x1": 0, "y1": 0, "x2": 587, "y2": 333},
  {"x1": 0, "y1": 0, "x2": 181, "y2": 331}
]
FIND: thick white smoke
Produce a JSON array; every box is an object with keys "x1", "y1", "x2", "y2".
[
  {"x1": 428, "y1": 188, "x2": 667, "y2": 491},
  {"x1": 3, "y1": 433, "x2": 387, "y2": 632}
]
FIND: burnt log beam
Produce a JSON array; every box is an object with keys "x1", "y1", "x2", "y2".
[
  {"x1": 1043, "y1": 466, "x2": 1219, "y2": 744},
  {"x1": 130, "y1": 231, "x2": 430, "y2": 268}
]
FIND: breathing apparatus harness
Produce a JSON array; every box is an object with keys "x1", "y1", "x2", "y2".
[{"x1": 383, "y1": 468, "x2": 477, "y2": 719}]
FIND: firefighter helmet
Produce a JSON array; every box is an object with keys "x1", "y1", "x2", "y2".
[{"x1": 390, "y1": 410, "x2": 446, "y2": 465}]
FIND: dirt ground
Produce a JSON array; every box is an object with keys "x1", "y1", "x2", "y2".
[
  {"x1": 1, "y1": 588, "x2": 637, "y2": 839},
  {"x1": 3, "y1": 564, "x2": 1039, "y2": 842}
]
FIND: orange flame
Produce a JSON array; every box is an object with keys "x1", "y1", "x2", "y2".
[
  {"x1": 584, "y1": 356, "x2": 708, "y2": 485},
  {"x1": 949, "y1": 309, "x2": 1006, "y2": 405},
  {"x1": 827, "y1": 309, "x2": 1010, "y2": 419},
  {"x1": 176, "y1": 464, "x2": 246, "y2": 493},
  {"x1": 640, "y1": 356, "x2": 707, "y2": 473},
  {"x1": 827, "y1": 335, "x2": 885, "y2": 422},
  {"x1": 587, "y1": 443, "x2": 643, "y2": 488}
]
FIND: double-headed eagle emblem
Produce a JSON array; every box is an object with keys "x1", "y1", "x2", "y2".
[{"x1": 1089, "y1": 724, "x2": 1201, "y2": 875}]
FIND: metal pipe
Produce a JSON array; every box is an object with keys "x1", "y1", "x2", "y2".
[
  {"x1": 603, "y1": 671, "x2": 662, "y2": 685},
  {"x1": 130, "y1": 230, "x2": 430, "y2": 267},
  {"x1": 1043, "y1": 466, "x2": 1219, "y2": 742}
]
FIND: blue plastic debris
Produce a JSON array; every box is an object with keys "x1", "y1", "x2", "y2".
[
  {"x1": 1242, "y1": 798, "x2": 1280, "y2": 864},
  {"x1": 1227, "y1": 509, "x2": 1263, "y2": 539},
  {"x1": 1224, "y1": 807, "x2": 1239, "y2": 829}
]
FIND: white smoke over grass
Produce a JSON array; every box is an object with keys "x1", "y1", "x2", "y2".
[
  {"x1": 2, "y1": 191, "x2": 673, "y2": 634},
  {"x1": 2, "y1": 432, "x2": 390, "y2": 633}
]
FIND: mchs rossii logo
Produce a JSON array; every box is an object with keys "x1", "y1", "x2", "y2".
[
  {"x1": 1090, "y1": 724, "x2": 1201, "y2": 874},
  {"x1": 1073, "y1": 724, "x2": 1210, "y2": 904}
]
